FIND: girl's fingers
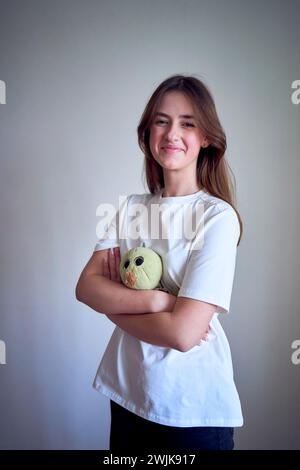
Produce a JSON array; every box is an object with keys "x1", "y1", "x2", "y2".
[
  {"x1": 109, "y1": 248, "x2": 116, "y2": 280},
  {"x1": 114, "y1": 247, "x2": 121, "y2": 283},
  {"x1": 109, "y1": 247, "x2": 121, "y2": 282},
  {"x1": 202, "y1": 325, "x2": 211, "y2": 341},
  {"x1": 103, "y1": 256, "x2": 110, "y2": 279},
  {"x1": 103, "y1": 248, "x2": 121, "y2": 283}
]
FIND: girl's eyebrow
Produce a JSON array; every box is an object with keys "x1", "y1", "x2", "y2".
[{"x1": 154, "y1": 112, "x2": 196, "y2": 120}]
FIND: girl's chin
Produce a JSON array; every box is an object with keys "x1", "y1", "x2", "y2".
[
  {"x1": 160, "y1": 163, "x2": 184, "y2": 171},
  {"x1": 153, "y1": 155, "x2": 187, "y2": 171},
  {"x1": 157, "y1": 155, "x2": 183, "y2": 164}
]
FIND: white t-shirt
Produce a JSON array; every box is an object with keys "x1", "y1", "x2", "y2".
[{"x1": 92, "y1": 188, "x2": 243, "y2": 427}]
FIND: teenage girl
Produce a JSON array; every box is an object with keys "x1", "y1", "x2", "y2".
[{"x1": 76, "y1": 74, "x2": 243, "y2": 451}]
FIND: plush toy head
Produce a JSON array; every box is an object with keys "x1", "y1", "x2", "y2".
[{"x1": 119, "y1": 246, "x2": 163, "y2": 290}]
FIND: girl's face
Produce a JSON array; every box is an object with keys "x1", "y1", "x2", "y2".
[{"x1": 149, "y1": 91, "x2": 208, "y2": 173}]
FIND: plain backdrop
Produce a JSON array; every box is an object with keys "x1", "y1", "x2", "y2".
[{"x1": 0, "y1": 0, "x2": 299, "y2": 450}]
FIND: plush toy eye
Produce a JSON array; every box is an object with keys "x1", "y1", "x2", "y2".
[
  {"x1": 124, "y1": 260, "x2": 130, "y2": 269},
  {"x1": 135, "y1": 256, "x2": 144, "y2": 266}
]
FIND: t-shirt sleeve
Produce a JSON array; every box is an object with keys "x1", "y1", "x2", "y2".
[
  {"x1": 178, "y1": 206, "x2": 240, "y2": 314},
  {"x1": 94, "y1": 195, "x2": 129, "y2": 252}
]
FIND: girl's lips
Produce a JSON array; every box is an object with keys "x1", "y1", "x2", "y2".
[{"x1": 161, "y1": 147, "x2": 183, "y2": 154}]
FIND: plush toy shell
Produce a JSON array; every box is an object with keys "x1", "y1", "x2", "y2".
[{"x1": 119, "y1": 247, "x2": 163, "y2": 290}]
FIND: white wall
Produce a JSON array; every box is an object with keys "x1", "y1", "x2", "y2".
[{"x1": 0, "y1": 0, "x2": 299, "y2": 450}]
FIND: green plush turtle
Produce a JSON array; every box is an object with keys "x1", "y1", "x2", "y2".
[{"x1": 119, "y1": 246, "x2": 163, "y2": 290}]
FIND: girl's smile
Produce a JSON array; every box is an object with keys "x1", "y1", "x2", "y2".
[{"x1": 161, "y1": 146, "x2": 184, "y2": 154}]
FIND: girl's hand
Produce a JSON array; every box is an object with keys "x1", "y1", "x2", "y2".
[
  {"x1": 202, "y1": 325, "x2": 211, "y2": 341},
  {"x1": 103, "y1": 247, "x2": 122, "y2": 284}
]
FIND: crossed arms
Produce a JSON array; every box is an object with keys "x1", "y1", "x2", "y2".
[{"x1": 75, "y1": 247, "x2": 215, "y2": 352}]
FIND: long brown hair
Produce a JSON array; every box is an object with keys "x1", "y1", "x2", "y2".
[{"x1": 137, "y1": 74, "x2": 243, "y2": 245}]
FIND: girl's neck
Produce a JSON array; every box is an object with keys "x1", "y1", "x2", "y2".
[{"x1": 162, "y1": 178, "x2": 202, "y2": 198}]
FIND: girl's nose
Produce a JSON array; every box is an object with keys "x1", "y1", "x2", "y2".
[{"x1": 165, "y1": 123, "x2": 180, "y2": 141}]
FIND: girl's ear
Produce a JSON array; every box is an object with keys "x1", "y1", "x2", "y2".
[{"x1": 202, "y1": 138, "x2": 209, "y2": 148}]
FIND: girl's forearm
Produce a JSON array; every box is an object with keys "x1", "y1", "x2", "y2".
[
  {"x1": 106, "y1": 311, "x2": 181, "y2": 350},
  {"x1": 76, "y1": 274, "x2": 155, "y2": 315}
]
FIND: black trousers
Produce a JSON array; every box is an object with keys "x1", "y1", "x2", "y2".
[{"x1": 109, "y1": 400, "x2": 234, "y2": 452}]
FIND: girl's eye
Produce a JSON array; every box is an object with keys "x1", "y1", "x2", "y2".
[{"x1": 155, "y1": 120, "x2": 195, "y2": 128}]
